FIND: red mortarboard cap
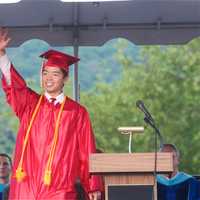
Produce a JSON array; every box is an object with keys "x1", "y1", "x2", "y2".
[{"x1": 40, "y1": 49, "x2": 80, "y2": 71}]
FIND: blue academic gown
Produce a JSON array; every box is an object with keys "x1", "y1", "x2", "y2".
[
  {"x1": 0, "y1": 183, "x2": 7, "y2": 200},
  {"x1": 157, "y1": 172, "x2": 200, "y2": 200}
]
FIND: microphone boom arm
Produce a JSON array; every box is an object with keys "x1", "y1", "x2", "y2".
[{"x1": 144, "y1": 117, "x2": 164, "y2": 149}]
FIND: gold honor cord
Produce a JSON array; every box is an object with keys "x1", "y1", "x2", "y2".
[
  {"x1": 43, "y1": 96, "x2": 67, "y2": 186},
  {"x1": 16, "y1": 95, "x2": 44, "y2": 182}
]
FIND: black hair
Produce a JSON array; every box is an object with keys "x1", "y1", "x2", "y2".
[
  {"x1": 60, "y1": 68, "x2": 69, "y2": 78},
  {"x1": 42, "y1": 67, "x2": 69, "y2": 78},
  {"x1": 0, "y1": 153, "x2": 12, "y2": 167}
]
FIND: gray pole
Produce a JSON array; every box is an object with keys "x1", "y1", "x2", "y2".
[
  {"x1": 72, "y1": 3, "x2": 80, "y2": 102},
  {"x1": 73, "y1": 42, "x2": 79, "y2": 102}
]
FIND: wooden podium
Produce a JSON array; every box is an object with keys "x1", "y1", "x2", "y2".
[{"x1": 90, "y1": 153, "x2": 173, "y2": 200}]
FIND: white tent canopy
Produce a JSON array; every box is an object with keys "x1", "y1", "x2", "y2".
[{"x1": 1, "y1": 0, "x2": 200, "y2": 100}]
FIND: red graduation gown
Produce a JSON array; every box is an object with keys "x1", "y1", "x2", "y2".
[{"x1": 2, "y1": 66, "x2": 102, "y2": 200}]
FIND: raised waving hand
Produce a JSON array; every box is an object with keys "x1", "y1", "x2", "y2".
[{"x1": 0, "y1": 28, "x2": 11, "y2": 56}]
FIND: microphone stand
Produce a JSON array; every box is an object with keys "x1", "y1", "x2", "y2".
[
  {"x1": 143, "y1": 116, "x2": 163, "y2": 200},
  {"x1": 136, "y1": 100, "x2": 164, "y2": 200}
]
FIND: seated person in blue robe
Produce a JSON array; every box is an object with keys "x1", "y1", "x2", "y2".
[
  {"x1": 0, "y1": 153, "x2": 12, "y2": 200},
  {"x1": 157, "y1": 144, "x2": 200, "y2": 200}
]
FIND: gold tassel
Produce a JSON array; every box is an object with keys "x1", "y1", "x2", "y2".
[
  {"x1": 44, "y1": 170, "x2": 51, "y2": 186},
  {"x1": 15, "y1": 167, "x2": 26, "y2": 182}
]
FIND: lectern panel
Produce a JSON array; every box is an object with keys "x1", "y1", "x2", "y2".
[{"x1": 108, "y1": 185, "x2": 153, "y2": 200}]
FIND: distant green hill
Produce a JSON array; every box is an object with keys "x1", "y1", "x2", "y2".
[{"x1": 6, "y1": 38, "x2": 139, "y2": 92}]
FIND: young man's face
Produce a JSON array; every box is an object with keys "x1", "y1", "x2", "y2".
[
  {"x1": 0, "y1": 156, "x2": 11, "y2": 180},
  {"x1": 42, "y1": 66, "x2": 68, "y2": 97}
]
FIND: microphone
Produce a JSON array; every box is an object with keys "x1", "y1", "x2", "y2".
[
  {"x1": 136, "y1": 100, "x2": 154, "y2": 123},
  {"x1": 136, "y1": 100, "x2": 164, "y2": 148}
]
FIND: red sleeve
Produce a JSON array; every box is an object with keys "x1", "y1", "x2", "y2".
[
  {"x1": 77, "y1": 107, "x2": 103, "y2": 194},
  {"x1": 1, "y1": 65, "x2": 37, "y2": 119}
]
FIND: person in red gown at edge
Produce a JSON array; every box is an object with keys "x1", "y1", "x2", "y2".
[{"x1": 0, "y1": 28, "x2": 103, "y2": 200}]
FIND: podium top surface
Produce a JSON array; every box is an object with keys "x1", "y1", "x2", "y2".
[{"x1": 90, "y1": 152, "x2": 173, "y2": 173}]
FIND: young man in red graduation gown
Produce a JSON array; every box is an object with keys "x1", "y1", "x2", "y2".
[{"x1": 0, "y1": 28, "x2": 102, "y2": 200}]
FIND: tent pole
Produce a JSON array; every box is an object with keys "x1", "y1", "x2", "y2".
[
  {"x1": 73, "y1": 44, "x2": 79, "y2": 102},
  {"x1": 73, "y1": 3, "x2": 80, "y2": 102}
]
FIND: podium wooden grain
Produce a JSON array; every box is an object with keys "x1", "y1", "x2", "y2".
[{"x1": 90, "y1": 153, "x2": 173, "y2": 200}]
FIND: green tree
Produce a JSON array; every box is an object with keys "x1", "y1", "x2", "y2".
[{"x1": 81, "y1": 38, "x2": 200, "y2": 174}]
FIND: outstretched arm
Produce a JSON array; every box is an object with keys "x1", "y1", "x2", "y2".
[{"x1": 0, "y1": 27, "x2": 38, "y2": 118}]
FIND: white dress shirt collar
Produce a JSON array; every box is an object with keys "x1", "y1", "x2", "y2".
[{"x1": 44, "y1": 92, "x2": 65, "y2": 105}]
